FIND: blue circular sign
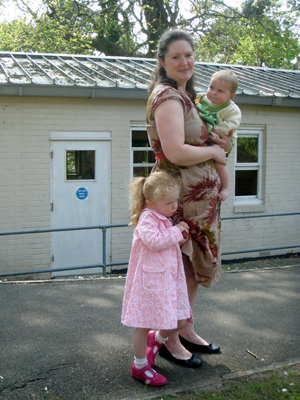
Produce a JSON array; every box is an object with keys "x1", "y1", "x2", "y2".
[{"x1": 76, "y1": 187, "x2": 88, "y2": 200}]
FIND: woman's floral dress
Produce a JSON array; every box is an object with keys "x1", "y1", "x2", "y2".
[{"x1": 146, "y1": 83, "x2": 222, "y2": 288}]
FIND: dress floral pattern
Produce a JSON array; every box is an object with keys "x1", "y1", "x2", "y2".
[
  {"x1": 121, "y1": 208, "x2": 192, "y2": 329},
  {"x1": 146, "y1": 84, "x2": 222, "y2": 288}
]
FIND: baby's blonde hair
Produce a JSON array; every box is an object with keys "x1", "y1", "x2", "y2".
[
  {"x1": 211, "y1": 70, "x2": 238, "y2": 94},
  {"x1": 129, "y1": 170, "x2": 181, "y2": 228}
]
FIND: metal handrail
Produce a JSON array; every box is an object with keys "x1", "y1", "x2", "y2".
[
  {"x1": 0, "y1": 212, "x2": 299, "y2": 278},
  {"x1": 0, "y1": 223, "x2": 127, "y2": 236}
]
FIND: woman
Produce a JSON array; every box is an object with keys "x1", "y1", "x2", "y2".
[{"x1": 146, "y1": 29, "x2": 233, "y2": 367}]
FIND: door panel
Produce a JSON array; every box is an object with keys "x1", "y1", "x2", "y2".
[{"x1": 50, "y1": 138, "x2": 110, "y2": 277}]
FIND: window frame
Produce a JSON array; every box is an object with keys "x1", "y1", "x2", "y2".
[
  {"x1": 66, "y1": 150, "x2": 96, "y2": 180},
  {"x1": 234, "y1": 125, "x2": 265, "y2": 205},
  {"x1": 129, "y1": 124, "x2": 265, "y2": 208},
  {"x1": 130, "y1": 124, "x2": 154, "y2": 179}
]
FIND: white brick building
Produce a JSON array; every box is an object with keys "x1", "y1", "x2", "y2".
[{"x1": 0, "y1": 53, "x2": 299, "y2": 279}]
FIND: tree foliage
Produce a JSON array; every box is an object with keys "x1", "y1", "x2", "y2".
[
  {"x1": 193, "y1": 0, "x2": 300, "y2": 69},
  {"x1": 0, "y1": 16, "x2": 93, "y2": 53},
  {"x1": 0, "y1": 0, "x2": 299, "y2": 69}
]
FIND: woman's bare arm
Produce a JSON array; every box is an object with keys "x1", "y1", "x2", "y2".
[{"x1": 154, "y1": 99, "x2": 227, "y2": 166}]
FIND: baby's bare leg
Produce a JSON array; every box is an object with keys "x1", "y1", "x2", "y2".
[{"x1": 215, "y1": 162, "x2": 229, "y2": 201}]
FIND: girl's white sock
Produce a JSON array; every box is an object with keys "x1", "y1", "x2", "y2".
[
  {"x1": 134, "y1": 356, "x2": 148, "y2": 369},
  {"x1": 151, "y1": 331, "x2": 168, "y2": 355},
  {"x1": 134, "y1": 357, "x2": 153, "y2": 377},
  {"x1": 156, "y1": 331, "x2": 168, "y2": 344}
]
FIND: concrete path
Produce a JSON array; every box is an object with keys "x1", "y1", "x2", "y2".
[{"x1": 0, "y1": 260, "x2": 299, "y2": 399}]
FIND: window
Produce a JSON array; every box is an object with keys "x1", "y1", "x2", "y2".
[
  {"x1": 234, "y1": 126, "x2": 264, "y2": 203},
  {"x1": 66, "y1": 150, "x2": 95, "y2": 180},
  {"x1": 131, "y1": 128, "x2": 155, "y2": 178},
  {"x1": 130, "y1": 125, "x2": 265, "y2": 207}
]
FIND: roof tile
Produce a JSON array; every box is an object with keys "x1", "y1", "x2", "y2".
[{"x1": 0, "y1": 52, "x2": 299, "y2": 102}]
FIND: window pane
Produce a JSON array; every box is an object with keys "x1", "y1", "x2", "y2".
[
  {"x1": 133, "y1": 166, "x2": 152, "y2": 178},
  {"x1": 235, "y1": 170, "x2": 257, "y2": 196},
  {"x1": 133, "y1": 150, "x2": 155, "y2": 164},
  {"x1": 237, "y1": 137, "x2": 258, "y2": 163},
  {"x1": 66, "y1": 150, "x2": 95, "y2": 180},
  {"x1": 132, "y1": 130, "x2": 150, "y2": 147}
]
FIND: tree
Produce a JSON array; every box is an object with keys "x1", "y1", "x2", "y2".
[
  {"x1": 1, "y1": 0, "x2": 299, "y2": 69},
  {"x1": 0, "y1": 0, "x2": 94, "y2": 53},
  {"x1": 193, "y1": 0, "x2": 300, "y2": 69},
  {"x1": 0, "y1": 16, "x2": 93, "y2": 53},
  {"x1": 1, "y1": 0, "x2": 246, "y2": 56}
]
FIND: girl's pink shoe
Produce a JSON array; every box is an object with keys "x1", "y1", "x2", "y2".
[
  {"x1": 146, "y1": 330, "x2": 163, "y2": 366},
  {"x1": 131, "y1": 363, "x2": 167, "y2": 386}
]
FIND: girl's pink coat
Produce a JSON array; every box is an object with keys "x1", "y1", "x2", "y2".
[{"x1": 121, "y1": 208, "x2": 192, "y2": 329}]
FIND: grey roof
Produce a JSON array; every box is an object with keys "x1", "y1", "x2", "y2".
[{"x1": 0, "y1": 52, "x2": 300, "y2": 107}]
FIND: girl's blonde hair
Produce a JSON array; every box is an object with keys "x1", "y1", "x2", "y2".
[{"x1": 129, "y1": 170, "x2": 181, "y2": 228}]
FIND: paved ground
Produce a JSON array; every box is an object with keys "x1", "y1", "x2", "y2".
[{"x1": 0, "y1": 258, "x2": 299, "y2": 400}]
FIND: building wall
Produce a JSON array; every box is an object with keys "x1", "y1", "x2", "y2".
[
  {"x1": 221, "y1": 104, "x2": 300, "y2": 260},
  {"x1": 0, "y1": 96, "x2": 146, "y2": 279},
  {"x1": 0, "y1": 96, "x2": 299, "y2": 279}
]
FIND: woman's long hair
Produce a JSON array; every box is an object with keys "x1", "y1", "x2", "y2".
[{"x1": 148, "y1": 29, "x2": 197, "y2": 101}]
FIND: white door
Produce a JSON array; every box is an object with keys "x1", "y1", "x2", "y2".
[{"x1": 50, "y1": 132, "x2": 110, "y2": 277}]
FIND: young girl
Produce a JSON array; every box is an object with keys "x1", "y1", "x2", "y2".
[{"x1": 121, "y1": 170, "x2": 197, "y2": 386}]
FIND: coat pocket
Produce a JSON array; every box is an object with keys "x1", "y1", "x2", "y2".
[{"x1": 142, "y1": 265, "x2": 166, "y2": 292}]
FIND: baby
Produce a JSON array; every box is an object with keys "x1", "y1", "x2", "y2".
[{"x1": 195, "y1": 70, "x2": 242, "y2": 201}]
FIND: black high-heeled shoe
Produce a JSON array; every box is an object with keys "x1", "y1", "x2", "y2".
[
  {"x1": 158, "y1": 344, "x2": 203, "y2": 368},
  {"x1": 179, "y1": 336, "x2": 220, "y2": 354}
]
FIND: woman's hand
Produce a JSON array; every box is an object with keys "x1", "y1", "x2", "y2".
[
  {"x1": 208, "y1": 129, "x2": 233, "y2": 154},
  {"x1": 211, "y1": 145, "x2": 227, "y2": 165}
]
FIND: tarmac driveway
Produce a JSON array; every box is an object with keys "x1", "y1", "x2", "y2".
[{"x1": 0, "y1": 266, "x2": 299, "y2": 399}]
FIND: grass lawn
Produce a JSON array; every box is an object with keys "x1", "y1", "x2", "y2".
[{"x1": 147, "y1": 366, "x2": 300, "y2": 400}]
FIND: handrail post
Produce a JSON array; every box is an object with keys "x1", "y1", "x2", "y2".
[{"x1": 102, "y1": 226, "x2": 107, "y2": 277}]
